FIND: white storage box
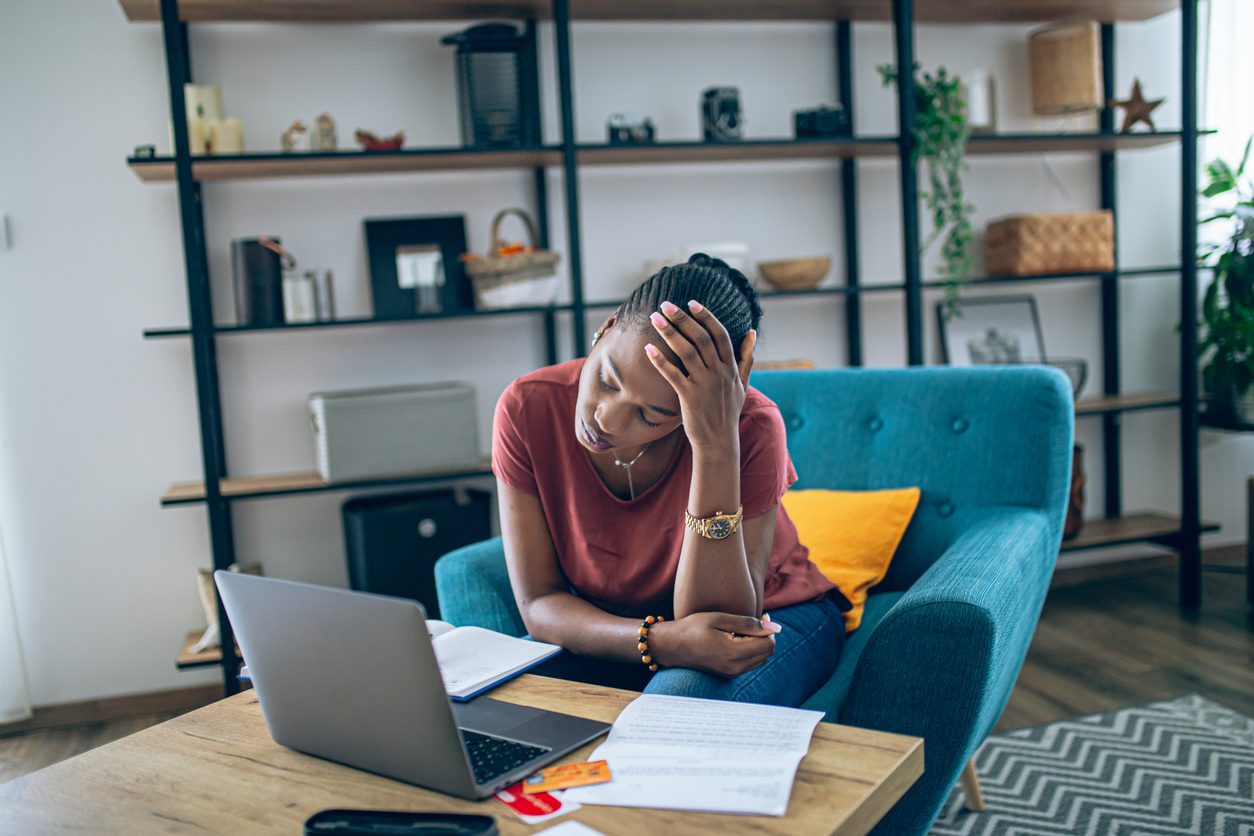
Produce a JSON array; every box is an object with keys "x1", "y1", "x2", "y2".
[{"x1": 309, "y1": 382, "x2": 481, "y2": 482}]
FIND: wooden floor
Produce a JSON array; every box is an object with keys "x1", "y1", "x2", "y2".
[
  {"x1": 995, "y1": 551, "x2": 1254, "y2": 731},
  {"x1": 1, "y1": 554, "x2": 1249, "y2": 785}
]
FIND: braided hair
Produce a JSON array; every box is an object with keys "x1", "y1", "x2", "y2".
[{"x1": 619, "y1": 253, "x2": 763, "y2": 353}]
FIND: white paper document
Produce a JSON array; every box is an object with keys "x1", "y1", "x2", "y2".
[{"x1": 562, "y1": 693, "x2": 824, "y2": 816}]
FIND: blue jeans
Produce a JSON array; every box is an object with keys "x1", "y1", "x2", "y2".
[{"x1": 527, "y1": 592, "x2": 845, "y2": 708}]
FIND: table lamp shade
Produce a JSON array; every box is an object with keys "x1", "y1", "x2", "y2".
[{"x1": 1028, "y1": 21, "x2": 1104, "y2": 116}]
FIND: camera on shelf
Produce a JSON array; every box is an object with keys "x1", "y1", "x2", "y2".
[
  {"x1": 793, "y1": 104, "x2": 851, "y2": 139},
  {"x1": 607, "y1": 113, "x2": 656, "y2": 145},
  {"x1": 701, "y1": 87, "x2": 743, "y2": 143}
]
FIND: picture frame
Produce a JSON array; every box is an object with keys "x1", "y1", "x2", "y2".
[
  {"x1": 364, "y1": 215, "x2": 471, "y2": 319},
  {"x1": 937, "y1": 295, "x2": 1046, "y2": 366}
]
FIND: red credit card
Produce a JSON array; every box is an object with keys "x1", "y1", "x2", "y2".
[{"x1": 494, "y1": 780, "x2": 581, "y2": 824}]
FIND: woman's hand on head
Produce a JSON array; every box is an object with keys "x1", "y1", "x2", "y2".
[
  {"x1": 644, "y1": 300, "x2": 756, "y2": 456},
  {"x1": 648, "y1": 611, "x2": 780, "y2": 678}
]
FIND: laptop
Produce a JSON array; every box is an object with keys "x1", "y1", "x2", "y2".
[{"x1": 214, "y1": 571, "x2": 611, "y2": 799}]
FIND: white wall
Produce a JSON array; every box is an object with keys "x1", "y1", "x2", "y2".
[{"x1": 0, "y1": 2, "x2": 1248, "y2": 705}]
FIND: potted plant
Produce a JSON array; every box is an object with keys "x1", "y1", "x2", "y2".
[
  {"x1": 879, "y1": 63, "x2": 974, "y2": 319},
  {"x1": 1198, "y1": 137, "x2": 1254, "y2": 424}
]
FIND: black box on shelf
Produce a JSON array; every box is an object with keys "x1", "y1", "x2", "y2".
[{"x1": 342, "y1": 487, "x2": 492, "y2": 619}]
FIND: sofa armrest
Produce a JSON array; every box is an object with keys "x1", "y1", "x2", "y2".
[
  {"x1": 838, "y1": 507, "x2": 1058, "y2": 835},
  {"x1": 434, "y1": 537, "x2": 527, "y2": 637}
]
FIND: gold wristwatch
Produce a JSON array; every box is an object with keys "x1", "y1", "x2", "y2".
[{"x1": 685, "y1": 506, "x2": 744, "y2": 540}]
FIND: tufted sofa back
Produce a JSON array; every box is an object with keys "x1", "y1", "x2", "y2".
[{"x1": 750, "y1": 366, "x2": 1074, "y2": 592}]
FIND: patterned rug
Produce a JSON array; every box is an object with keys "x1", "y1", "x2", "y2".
[{"x1": 930, "y1": 694, "x2": 1254, "y2": 835}]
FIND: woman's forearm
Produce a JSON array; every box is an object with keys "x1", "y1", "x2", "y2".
[
  {"x1": 673, "y1": 442, "x2": 757, "y2": 618},
  {"x1": 523, "y1": 591, "x2": 651, "y2": 662}
]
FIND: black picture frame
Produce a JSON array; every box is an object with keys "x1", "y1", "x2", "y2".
[
  {"x1": 364, "y1": 215, "x2": 471, "y2": 319},
  {"x1": 937, "y1": 294, "x2": 1047, "y2": 366}
]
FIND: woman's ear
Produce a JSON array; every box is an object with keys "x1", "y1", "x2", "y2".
[{"x1": 591, "y1": 312, "x2": 619, "y2": 347}]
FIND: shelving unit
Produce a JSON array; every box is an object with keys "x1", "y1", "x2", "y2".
[{"x1": 129, "y1": 0, "x2": 1207, "y2": 693}]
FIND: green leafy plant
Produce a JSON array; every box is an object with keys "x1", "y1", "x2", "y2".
[
  {"x1": 1198, "y1": 137, "x2": 1254, "y2": 420},
  {"x1": 879, "y1": 63, "x2": 975, "y2": 319}
]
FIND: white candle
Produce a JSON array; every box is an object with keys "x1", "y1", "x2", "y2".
[
  {"x1": 187, "y1": 116, "x2": 208, "y2": 155},
  {"x1": 213, "y1": 117, "x2": 244, "y2": 154},
  {"x1": 184, "y1": 84, "x2": 222, "y2": 121}
]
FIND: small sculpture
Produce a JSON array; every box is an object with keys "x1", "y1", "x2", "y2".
[
  {"x1": 281, "y1": 120, "x2": 310, "y2": 152},
  {"x1": 1109, "y1": 79, "x2": 1165, "y2": 133},
  {"x1": 312, "y1": 112, "x2": 338, "y2": 151},
  {"x1": 355, "y1": 129, "x2": 405, "y2": 151}
]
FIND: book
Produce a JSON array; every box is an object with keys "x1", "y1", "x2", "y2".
[
  {"x1": 562, "y1": 693, "x2": 824, "y2": 816},
  {"x1": 238, "y1": 619, "x2": 561, "y2": 702}
]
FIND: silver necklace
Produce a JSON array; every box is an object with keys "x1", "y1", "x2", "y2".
[{"x1": 613, "y1": 444, "x2": 651, "y2": 500}]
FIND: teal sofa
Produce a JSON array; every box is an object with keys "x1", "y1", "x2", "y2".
[{"x1": 435, "y1": 366, "x2": 1074, "y2": 834}]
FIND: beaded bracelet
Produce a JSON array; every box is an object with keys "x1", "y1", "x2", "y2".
[{"x1": 637, "y1": 615, "x2": 666, "y2": 672}]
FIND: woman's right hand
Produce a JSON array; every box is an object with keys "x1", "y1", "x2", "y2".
[{"x1": 649, "y1": 612, "x2": 781, "y2": 678}]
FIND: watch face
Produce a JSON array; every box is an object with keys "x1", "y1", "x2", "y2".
[{"x1": 708, "y1": 517, "x2": 733, "y2": 539}]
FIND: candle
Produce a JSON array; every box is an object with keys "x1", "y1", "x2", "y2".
[
  {"x1": 184, "y1": 84, "x2": 222, "y2": 121},
  {"x1": 187, "y1": 116, "x2": 208, "y2": 155},
  {"x1": 213, "y1": 117, "x2": 245, "y2": 154}
]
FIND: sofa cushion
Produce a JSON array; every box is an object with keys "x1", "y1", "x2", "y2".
[{"x1": 781, "y1": 487, "x2": 920, "y2": 631}]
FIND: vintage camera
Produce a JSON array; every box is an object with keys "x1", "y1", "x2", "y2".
[
  {"x1": 793, "y1": 104, "x2": 851, "y2": 138},
  {"x1": 607, "y1": 112, "x2": 656, "y2": 145},
  {"x1": 701, "y1": 87, "x2": 743, "y2": 142}
]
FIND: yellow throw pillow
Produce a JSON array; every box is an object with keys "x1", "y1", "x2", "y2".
[{"x1": 781, "y1": 488, "x2": 921, "y2": 632}]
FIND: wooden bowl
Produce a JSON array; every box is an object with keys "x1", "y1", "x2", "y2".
[{"x1": 757, "y1": 257, "x2": 832, "y2": 291}]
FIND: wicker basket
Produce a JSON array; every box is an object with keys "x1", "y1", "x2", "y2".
[
  {"x1": 463, "y1": 208, "x2": 561, "y2": 310},
  {"x1": 985, "y1": 211, "x2": 1114, "y2": 277}
]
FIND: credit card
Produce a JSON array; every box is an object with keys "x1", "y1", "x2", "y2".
[
  {"x1": 522, "y1": 760, "x2": 612, "y2": 794},
  {"x1": 495, "y1": 781, "x2": 580, "y2": 824}
]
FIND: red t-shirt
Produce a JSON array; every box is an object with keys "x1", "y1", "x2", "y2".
[{"x1": 491, "y1": 358, "x2": 845, "y2": 618}]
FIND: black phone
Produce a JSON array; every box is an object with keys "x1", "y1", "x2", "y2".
[{"x1": 303, "y1": 809, "x2": 498, "y2": 836}]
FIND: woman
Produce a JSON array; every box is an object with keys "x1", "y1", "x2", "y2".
[{"x1": 492, "y1": 254, "x2": 851, "y2": 707}]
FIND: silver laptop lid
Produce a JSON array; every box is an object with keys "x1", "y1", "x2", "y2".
[{"x1": 214, "y1": 571, "x2": 477, "y2": 797}]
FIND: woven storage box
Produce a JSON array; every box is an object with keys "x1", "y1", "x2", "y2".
[
  {"x1": 985, "y1": 211, "x2": 1114, "y2": 277},
  {"x1": 309, "y1": 382, "x2": 480, "y2": 482}
]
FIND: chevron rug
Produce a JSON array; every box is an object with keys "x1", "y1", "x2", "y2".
[{"x1": 930, "y1": 694, "x2": 1254, "y2": 835}]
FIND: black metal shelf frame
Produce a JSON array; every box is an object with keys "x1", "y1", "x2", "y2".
[{"x1": 147, "y1": 0, "x2": 1206, "y2": 692}]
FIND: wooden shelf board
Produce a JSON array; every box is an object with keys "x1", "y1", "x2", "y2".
[
  {"x1": 120, "y1": 0, "x2": 1178, "y2": 24},
  {"x1": 966, "y1": 131, "x2": 1184, "y2": 155},
  {"x1": 143, "y1": 305, "x2": 575, "y2": 339},
  {"x1": 161, "y1": 460, "x2": 495, "y2": 506},
  {"x1": 130, "y1": 132, "x2": 1200, "y2": 184},
  {"x1": 176, "y1": 630, "x2": 239, "y2": 669},
  {"x1": 1075, "y1": 393, "x2": 1180, "y2": 416},
  {"x1": 128, "y1": 147, "x2": 561, "y2": 183},
  {"x1": 577, "y1": 138, "x2": 898, "y2": 166},
  {"x1": 1060, "y1": 512, "x2": 1219, "y2": 552}
]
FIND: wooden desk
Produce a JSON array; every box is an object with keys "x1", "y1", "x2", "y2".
[{"x1": 0, "y1": 675, "x2": 923, "y2": 835}]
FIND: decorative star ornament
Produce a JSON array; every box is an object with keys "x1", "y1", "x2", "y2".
[{"x1": 1109, "y1": 79, "x2": 1165, "y2": 133}]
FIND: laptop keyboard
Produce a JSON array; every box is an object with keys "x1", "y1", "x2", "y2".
[{"x1": 460, "y1": 729, "x2": 551, "y2": 785}]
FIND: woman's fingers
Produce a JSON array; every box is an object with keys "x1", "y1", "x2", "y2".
[
  {"x1": 643, "y1": 343, "x2": 685, "y2": 392},
  {"x1": 686, "y1": 301, "x2": 735, "y2": 365},
  {"x1": 653, "y1": 302, "x2": 715, "y2": 370},
  {"x1": 738, "y1": 329, "x2": 757, "y2": 389}
]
